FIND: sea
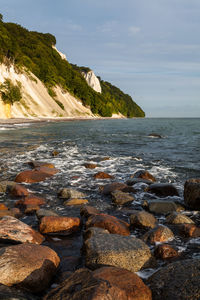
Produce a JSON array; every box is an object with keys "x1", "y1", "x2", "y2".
[{"x1": 0, "y1": 117, "x2": 200, "y2": 278}]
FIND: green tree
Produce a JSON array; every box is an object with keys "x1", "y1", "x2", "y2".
[{"x1": 0, "y1": 79, "x2": 22, "y2": 104}]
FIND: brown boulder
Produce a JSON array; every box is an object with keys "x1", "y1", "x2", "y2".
[
  {"x1": 9, "y1": 184, "x2": 29, "y2": 197},
  {"x1": 0, "y1": 244, "x2": 60, "y2": 293},
  {"x1": 130, "y1": 211, "x2": 158, "y2": 229},
  {"x1": 44, "y1": 267, "x2": 152, "y2": 300},
  {"x1": 154, "y1": 244, "x2": 179, "y2": 259},
  {"x1": 184, "y1": 178, "x2": 200, "y2": 210},
  {"x1": 101, "y1": 182, "x2": 136, "y2": 195},
  {"x1": 86, "y1": 214, "x2": 130, "y2": 236},
  {"x1": 0, "y1": 208, "x2": 22, "y2": 218},
  {"x1": 64, "y1": 198, "x2": 88, "y2": 206},
  {"x1": 0, "y1": 203, "x2": 8, "y2": 210},
  {"x1": 25, "y1": 205, "x2": 40, "y2": 214},
  {"x1": 39, "y1": 216, "x2": 80, "y2": 235},
  {"x1": 166, "y1": 212, "x2": 194, "y2": 224},
  {"x1": 80, "y1": 205, "x2": 100, "y2": 218},
  {"x1": 131, "y1": 170, "x2": 156, "y2": 182},
  {"x1": 146, "y1": 183, "x2": 179, "y2": 197},
  {"x1": 143, "y1": 225, "x2": 174, "y2": 244},
  {"x1": 0, "y1": 216, "x2": 44, "y2": 244},
  {"x1": 28, "y1": 161, "x2": 55, "y2": 168},
  {"x1": 111, "y1": 190, "x2": 135, "y2": 206},
  {"x1": 93, "y1": 171, "x2": 114, "y2": 179},
  {"x1": 178, "y1": 224, "x2": 200, "y2": 237},
  {"x1": 15, "y1": 169, "x2": 53, "y2": 183},
  {"x1": 15, "y1": 195, "x2": 46, "y2": 208},
  {"x1": 84, "y1": 163, "x2": 98, "y2": 169}
]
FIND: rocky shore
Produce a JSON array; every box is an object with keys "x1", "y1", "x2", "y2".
[{"x1": 0, "y1": 159, "x2": 200, "y2": 299}]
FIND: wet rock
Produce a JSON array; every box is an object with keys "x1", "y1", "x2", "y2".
[
  {"x1": 25, "y1": 205, "x2": 40, "y2": 215},
  {"x1": 44, "y1": 267, "x2": 152, "y2": 300},
  {"x1": 9, "y1": 184, "x2": 29, "y2": 197},
  {"x1": 64, "y1": 198, "x2": 88, "y2": 206},
  {"x1": 126, "y1": 178, "x2": 153, "y2": 186},
  {"x1": 154, "y1": 244, "x2": 179, "y2": 259},
  {"x1": 15, "y1": 195, "x2": 46, "y2": 208},
  {"x1": 111, "y1": 190, "x2": 135, "y2": 206},
  {"x1": 83, "y1": 227, "x2": 110, "y2": 240},
  {"x1": 130, "y1": 170, "x2": 156, "y2": 182},
  {"x1": 58, "y1": 188, "x2": 86, "y2": 199},
  {"x1": 148, "y1": 133, "x2": 162, "y2": 138},
  {"x1": 80, "y1": 205, "x2": 100, "y2": 218},
  {"x1": 142, "y1": 225, "x2": 174, "y2": 244},
  {"x1": 101, "y1": 182, "x2": 136, "y2": 195},
  {"x1": 36, "y1": 208, "x2": 59, "y2": 220},
  {"x1": 84, "y1": 162, "x2": 98, "y2": 169},
  {"x1": 39, "y1": 216, "x2": 80, "y2": 235},
  {"x1": 15, "y1": 170, "x2": 53, "y2": 183},
  {"x1": 28, "y1": 161, "x2": 55, "y2": 169},
  {"x1": 130, "y1": 211, "x2": 158, "y2": 229},
  {"x1": 178, "y1": 224, "x2": 200, "y2": 237},
  {"x1": 34, "y1": 166, "x2": 59, "y2": 175},
  {"x1": 85, "y1": 232, "x2": 154, "y2": 272},
  {"x1": 86, "y1": 213, "x2": 130, "y2": 236},
  {"x1": 52, "y1": 150, "x2": 59, "y2": 157},
  {"x1": 147, "y1": 259, "x2": 200, "y2": 300},
  {"x1": 0, "y1": 216, "x2": 44, "y2": 244},
  {"x1": 0, "y1": 203, "x2": 7, "y2": 210},
  {"x1": 166, "y1": 212, "x2": 194, "y2": 224},
  {"x1": 184, "y1": 178, "x2": 200, "y2": 210},
  {"x1": 146, "y1": 183, "x2": 179, "y2": 197},
  {"x1": 93, "y1": 171, "x2": 114, "y2": 179},
  {"x1": 0, "y1": 208, "x2": 22, "y2": 218},
  {"x1": 0, "y1": 284, "x2": 38, "y2": 300},
  {"x1": 0, "y1": 244, "x2": 60, "y2": 293},
  {"x1": 0, "y1": 181, "x2": 16, "y2": 193},
  {"x1": 145, "y1": 200, "x2": 179, "y2": 214}
]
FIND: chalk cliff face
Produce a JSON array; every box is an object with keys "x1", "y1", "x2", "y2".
[
  {"x1": 0, "y1": 64, "x2": 93, "y2": 119},
  {"x1": 52, "y1": 45, "x2": 67, "y2": 61},
  {"x1": 82, "y1": 70, "x2": 102, "y2": 93}
]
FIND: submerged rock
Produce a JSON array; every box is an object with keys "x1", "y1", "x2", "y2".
[
  {"x1": 39, "y1": 216, "x2": 80, "y2": 235},
  {"x1": 0, "y1": 244, "x2": 60, "y2": 293},
  {"x1": 111, "y1": 190, "x2": 135, "y2": 206},
  {"x1": 0, "y1": 216, "x2": 44, "y2": 244},
  {"x1": 184, "y1": 178, "x2": 200, "y2": 210},
  {"x1": 44, "y1": 267, "x2": 152, "y2": 300},
  {"x1": 146, "y1": 183, "x2": 179, "y2": 197},
  {"x1": 131, "y1": 170, "x2": 156, "y2": 182},
  {"x1": 148, "y1": 259, "x2": 200, "y2": 299},
  {"x1": 85, "y1": 232, "x2": 154, "y2": 272}
]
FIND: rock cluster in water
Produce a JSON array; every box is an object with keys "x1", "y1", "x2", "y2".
[{"x1": 0, "y1": 160, "x2": 200, "y2": 299}]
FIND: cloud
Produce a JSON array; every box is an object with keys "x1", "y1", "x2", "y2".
[
  {"x1": 97, "y1": 21, "x2": 118, "y2": 33},
  {"x1": 129, "y1": 26, "x2": 141, "y2": 35}
]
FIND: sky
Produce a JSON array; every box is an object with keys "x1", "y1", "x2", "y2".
[{"x1": 1, "y1": 0, "x2": 200, "y2": 117}]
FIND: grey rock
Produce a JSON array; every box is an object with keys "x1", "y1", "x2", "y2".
[
  {"x1": 146, "y1": 183, "x2": 179, "y2": 197},
  {"x1": 111, "y1": 190, "x2": 134, "y2": 206},
  {"x1": 166, "y1": 212, "x2": 194, "y2": 224},
  {"x1": 58, "y1": 188, "x2": 86, "y2": 199},
  {"x1": 145, "y1": 200, "x2": 179, "y2": 214},
  {"x1": 36, "y1": 208, "x2": 59, "y2": 220},
  {"x1": 130, "y1": 211, "x2": 158, "y2": 229},
  {"x1": 0, "y1": 181, "x2": 16, "y2": 193},
  {"x1": 184, "y1": 178, "x2": 200, "y2": 210}
]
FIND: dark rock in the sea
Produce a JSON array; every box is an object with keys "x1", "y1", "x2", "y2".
[
  {"x1": 101, "y1": 182, "x2": 136, "y2": 195},
  {"x1": 126, "y1": 178, "x2": 153, "y2": 186},
  {"x1": 64, "y1": 198, "x2": 88, "y2": 206},
  {"x1": 154, "y1": 244, "x2": 179, "y2": 260},
  {"x1": 130, "y1": 210, "x2": 158, "y2": 229},
  {"x1": 28, "y1": 161, "x2": 55, "y2": 169},
  {"x1": 84, "y1": 162, "x2": 98, "y2": 169},
  {"x1": 148, "y1": 133, "x2": 162, "y2": 138},
  {"x1": 44, "y1": 267, "x2": 152, "y2": 300},
  {"x1": 146, "y1": 183, "x2": 179, "y2": 197},
  {"x1": 130, "y1": 170, "x2": 156, "y2": 182},
  {"x1": 0, "y1": 181, "x2": 16, "y2": 193},
  {"x1": 36, "y1": 208, "x2": 59, "y2": 220},
  {"x1": 93, "y1": 171, "x2": 114, "y2": 179},
  {"x1": 80, "y1": 205, "x2": 100, "y2": 218},
  {"x1": 142, "y1": 225, "x2": 174, "y2": 244},
  {"x1": 184, "y1": 178, "x2": 200, "y2": 210},
  {"x1": 85, "y1": 232, "x2": 154, "y2": 272},
  {"x1": 86, "y1": 213, "x2": 130, "y2": 236},
  {"x1": 15, "y1": 169, "x2": 53, "y2": 183},
  {"x1": 111, "y1": 190, "x2": 135, "y2": 206},
  {"x1": 58, "y1": 188, "x2": 86, "y2": 199},
  {"x1": 166, "y1": 212, "x2": 194, "y2": 224},
  {"x1": 9, "y1": 184, "x2": 29, "y2": 197},
  {"x1": 0, "y1": 284, "x2": 38, "y2": 300},
  {"x1": 39, "y1": 216, "x2": 80, "y2": 235},
  {"x1": 0, "y1": 216, "x2": 44, "y2": 244},
  {"x1": 15, "y1": 195, "x2": 46, "y2": 208},
  {"x1": 144, "y1": 200, "x2": 179, "y2": 214},
  {"x1": 147, "y1": 259, "x2": 200, "y2": 299},
  {"x1": 178, "y1": 223, "x2": 200, "y2": 238},
  {"x1": 52, "y1": 150, "x2": 59, "y2": 157},
  {"x1": 0, "y1": 244, "x2": 60, "y2": 293}
]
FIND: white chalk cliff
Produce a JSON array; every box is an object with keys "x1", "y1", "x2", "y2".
[
  {"x1": 82, "y1": 70, "x2": 102, "y2": 93},
  {"x1": 0, "y1": 63, "x2": 93, "y2": 119},
  {"x1": 52, "y1": 45, "x2": 67, "y2": 61}
]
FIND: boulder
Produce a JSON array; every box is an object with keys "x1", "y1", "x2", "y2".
[
  {"x1": 58, "y1": 188, "x2": 86, "y2": 199},
  {"x1": 126, "y1": 178, "x2": 153, "y2": 186},
  {"x1": 130, "y1": 211, "x2": 158, "y2": 229},
  {"x1": 84, "y1": 162, "x2": 98, "y2": 169},
  {"x1": 148, "y1": 133, "x2": 162, "y2": 138},
  {"x1": 178, "y1": 224, "x2": 200, "y2": 238},
  {"x1": 154, "y1": 244, "x2": 179, "y2": 259},
  {"x1": 52, "y1": 150, "x2": 59, "y2": 157},
  {"x1": 131, "y1": 170, "x2": 156, "y2": 182},
  {"x1": 111, "y1": 190, "x2": 135, "y2": 206},
  {"x1": 0, "y1": 208, "x2": 22, "y2": 218},
  {"x1": 9, "y1": 184, "x2": 29, "y2": 197},
  {"x1": 147, "y1": 259, "x2": 200, "y2": 299},
  {"x1": 0, "y1": 203, "x2": 8, "y2": 210},
  {"x1": 25, "y1": 205, "x2": 40, "y2": 215},
  {"x1": 101, "y1": 182, "x2": 136, "y2": 195},
  {"x1": 145, "y1": 200, "x2": 179, "y2": 214},
  {"x1": 0, "y1": 216, "x2": 44, "y2": 244},
  {"x1": 15, "y1": 195, "x2": 46, "y2": 208},
  {"x1": 39, "y1": 216, "x2": 80, "y2": 235},
  {"x1": 0, "y1": 181, "x2": 16, "y2": 193},
  {"x1": 93, "y1": 171, "x2": 114, "y2": 179},
  {"x1": 80, "y1": 205, "x2": 100, "y2": 218},
  {"x1": 85, "y1": 232, "x2": 154, "y2": 272},
  {"x1": 142, "y1": 225, "x2": 174, "y2": 244},
  {"x1": 15, "y1": 170, "x2": 53, "y2": 183},
  {"x1": 36, "y1": 208, "x2": 59, "y2": 220},
  {"x1": 34, "y1": 166, "x2": 59, "y2": 175},
  {"x1": 0, "y1": 244, "x2": 60, "y2": 293},
  {"x1": 0, "y1": 284, "x2": 37, "y2": 300},
  {"x1": 83, "y1": 227, "x2": 110, "y2": 240},
  {"x1": 166, "y1": 212, "x2": 194, "y2": 224},
  {"x1": 44, "y1": 267, "x2": 152, "y2": 300},
  {"x1": 146, "y1": 183, "x2": 179, "y2": 197},
  {"x1": 184, "y1": 178, "x2": 200, "y2": 210},
  {"x1": 64, "y1": 198, "x2": 88, "y2": 206},
  {"x1": 28, "y1": 161, "x2": 55, "y2": 169},
  {"x1": 86, "y1": 214, "x2": 130, "y2": 236}
]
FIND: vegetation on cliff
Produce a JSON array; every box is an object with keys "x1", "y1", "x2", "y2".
[{"x1": 0, "y1": 14, "x2": 145, "y2": 117}]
